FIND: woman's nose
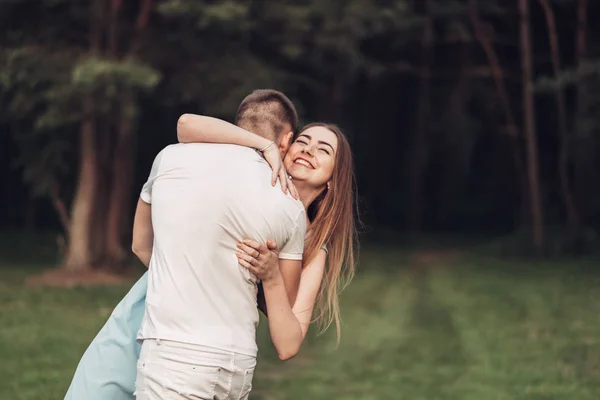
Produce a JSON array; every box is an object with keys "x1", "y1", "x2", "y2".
[{"x1": 302, "y1": 145, "x2": 315, "y2": 155}]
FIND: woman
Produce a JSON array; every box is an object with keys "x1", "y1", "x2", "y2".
[
  {"x1": 179, "y1": 117, "x2": 357, "y2": 347},
  {"x1": 65, "y1": 116, "x2": 357, "y2": 399}
]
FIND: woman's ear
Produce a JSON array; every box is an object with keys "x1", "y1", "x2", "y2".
[
  {"x1": 278, "y1": 131, "x2": 294, "y2": 155},
  {"x1": 327, "y1": 182, "x2": 331, "y2": 189}
]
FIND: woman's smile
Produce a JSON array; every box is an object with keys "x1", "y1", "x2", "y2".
[{"x1": 293, "y1": 157, "x2": 314, "y2": 169}]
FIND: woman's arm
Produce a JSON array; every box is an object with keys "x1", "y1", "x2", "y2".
[
  {"x1": 261, "y1": 250, "x2": 325, "y2": 360},
  {"x1": 290, "y1": 250, "x2": 326, "y2": 338},
  {"x1": 177, "y1": 114, "x2": 272, "y2": 150},
  {"x1": 237, "y1": 241, "x2": 326, "y2": 360},
  {"x1": 177, "y1": 114, "x2": 296, "y2": 197}
]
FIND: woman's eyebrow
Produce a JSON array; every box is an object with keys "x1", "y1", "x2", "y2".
[{"x1": 298, "y1": 134, "x2": 335, "y2": 152}]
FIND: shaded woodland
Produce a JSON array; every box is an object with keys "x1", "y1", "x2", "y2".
[{"x1": 1, "y1": 0, "x2": 600, "y2": 272}]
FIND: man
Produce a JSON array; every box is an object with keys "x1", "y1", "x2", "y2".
[
  {"x1": 64, "y1": 90, "x2": 305, "y2": 400},
  {"x1": 134, "y1": 89, "x2": 306, "y2": 399}
]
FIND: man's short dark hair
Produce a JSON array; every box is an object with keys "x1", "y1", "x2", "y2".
[{"x1": 235, "y1": 89, "x2": 299, "y2": 140}]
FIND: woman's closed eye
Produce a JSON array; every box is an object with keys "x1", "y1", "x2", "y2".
[{"x1": 319, "y1": 147, "x2": 330, "y2": 155}]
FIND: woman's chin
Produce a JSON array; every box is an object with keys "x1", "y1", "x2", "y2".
[
  {"x1": 288, "y1": 172, "x2": 310, "y2": 184},
  {"x1": 288, "y1": 172, "x2": 303, "y2": 181},
  {"x1": 287, "y1": 166, "x2": 307, "y2": 179}
]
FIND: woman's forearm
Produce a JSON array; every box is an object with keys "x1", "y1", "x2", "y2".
[
  {"x1": 261, "y1": 250, "x2": 327, "y2": 360},
  {"x1": 177, "y1": 114, "x2": 272, "y2": 150},
  {"x1": 261, "y1": 272, "x2": 304, "y2": 360},
  {"x1": 236, "y1": 243, "x2": 325, "y2": 361}
]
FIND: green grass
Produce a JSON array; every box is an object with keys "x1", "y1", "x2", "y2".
[{"x1": 1, "y1": 243, "x2": 600, "y2": 399}]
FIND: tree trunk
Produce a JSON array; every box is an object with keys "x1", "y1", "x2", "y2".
[
  {"x1": 131, "y1": 0, "x2": 153, "y2": 54},
  {"x1": 104, "y1": 100, "x2": 135, "y2": 269},
  {"x1": 24, "y1": 195, "x2": 36, "y2": 231},
  {"x1": 64, "y1": 99, "x2": 98, "y2": 270},
  {"x1": 573, "y1": 0, "x2": 589, "y2": 243},
  {"x1": 407, "y1": 0, "x2": 433, "y2": 232},
  {"x1": 108, "y1": 0, "x2": 121, "y2": 57},
  {"x1": 50, "y1": 183, "x2": 70, "y2": 237},
  {"x1": 90, "y1": 0, "x2": 121, "y2": 269},
  {"x1": 538, "y1": 0, "x2": 580, "y2": 250},
  {"x1": 63, "y1": 0, "x2": 104, "y2": 270},
  {"x1": 317, "y1": 71, "x2": 345, "y2": 121},
  {"x1": 519, "y1": 0, "x2": 544, "y2": 252},
  {"x1": 468, "y1": 0, "x2": 529, "y2": 227},
  {"x1": 436, "y1": 41, "x2": 470, "y2": 229},
  {"x1": 90, "y1": 116, "x2": 114, "y2": 266},
  {"x1": 102, "y1": 0, "x2": 152, "y2": 270}
]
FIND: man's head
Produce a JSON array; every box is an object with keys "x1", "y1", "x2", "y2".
[{"x1": 235, "y1": 89, "x2": 298, "y2": 155}]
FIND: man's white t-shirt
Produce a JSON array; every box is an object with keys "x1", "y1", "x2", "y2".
[{"x1": 137, "y1": 143, "x2": 306, "y2": 357}]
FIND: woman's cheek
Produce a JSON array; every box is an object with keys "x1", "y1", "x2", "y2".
[
  {"x1": 322, "y1": 159, "x2": 335, "y2": 180},
  {"x1": 283, "y1": 156, "x2": 293, "y2": 170}
]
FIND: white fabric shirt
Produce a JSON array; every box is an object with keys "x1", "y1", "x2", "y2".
[{"x1": 137, "y1": 143, "x2": 306, "y2": 357}]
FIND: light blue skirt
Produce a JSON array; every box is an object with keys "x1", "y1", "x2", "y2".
[{"x1": 64, "y1": 272, "x2": 148, "y2": 400}]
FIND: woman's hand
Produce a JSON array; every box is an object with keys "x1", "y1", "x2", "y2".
[
  {"x1": 176, "y1": 114, "x2": 299, "y2": 200},
  {"x1": 263, "y1": 145, "x2": 299, "y2": 200},
  {"x1": 236, "y1": 239, "x2": 280, "y2": 282}
]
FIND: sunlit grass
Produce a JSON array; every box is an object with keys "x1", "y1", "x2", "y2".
[{"x1": 1, "y1": 243, "x2": 600, "y2": 399}]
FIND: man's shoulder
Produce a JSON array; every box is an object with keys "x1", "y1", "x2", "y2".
[
  {"x1": 161, "y1": 142, "x2": 220, "y2": 153},
  {"x1": 161, "y1": 143, "x2": 260, "y2": 160},
  {"x1": 272, "y1": 190, "x2": 305, "y2": 217},
  {"x1": 156, "y1": 143, "x2": 184, "y2": 158}
]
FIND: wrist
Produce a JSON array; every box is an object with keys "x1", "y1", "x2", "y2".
[
  {"x1": 259, "y1": 140, "x2": 276, "y2": 153},
  {"x1": 254, "y1": 136, "x2": 271, "y2": 149},
  {"x1": 261, "y1": 269, "x2": 283, "y2": 288}
]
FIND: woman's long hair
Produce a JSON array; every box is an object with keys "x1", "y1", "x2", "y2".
[{"x1": 300, "y1": 123, "x2": 358, "y2": 344}]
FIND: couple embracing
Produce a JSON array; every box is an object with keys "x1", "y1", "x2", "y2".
[{"x1": 65, "y1": 89, "x2": 358, "y2": 399}]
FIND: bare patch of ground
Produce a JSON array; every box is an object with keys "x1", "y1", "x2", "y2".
[
  {"x1": 26, "y1": 267, "x2": 136, "y2": 287},
  {"x1": 409, "y1": 250, "x2": 461, "y2": 267}
]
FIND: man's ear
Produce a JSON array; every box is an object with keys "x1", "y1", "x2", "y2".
[{"x1": 278, "y1": 131, "x2": 294, "y2": 156}]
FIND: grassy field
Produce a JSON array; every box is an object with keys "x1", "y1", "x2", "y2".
[{"x1": 1, "y1": 236, "x2": 600, "y2": 399}]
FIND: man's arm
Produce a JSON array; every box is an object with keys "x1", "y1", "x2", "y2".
[
  {"x1": 131, "y1": 199, "x2": 153, "y2": 268},
  {"x1": 132, "y1": 148, "x2": 164, "y2": 267}
]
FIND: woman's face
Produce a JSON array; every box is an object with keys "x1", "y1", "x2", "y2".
[{"x1": 284, "y1": 126, "x2": 338, "y2": 189}]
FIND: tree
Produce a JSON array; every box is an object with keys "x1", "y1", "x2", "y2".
[
  {"x1": 102, "y1": 0, "x2": 156, "y2": 270},
  {"x1": 1, "y1": 0, "x2": 160, "y2": 271},
  {"x1": 0, "y1": 46, "x2": 76, "y2": 254},
  {"x1": 519, "y1": 0, "x2": 544, "y2": 251},
  {"x1": 572, "y1": 0, "x2": 594, "y2": 248},
  {"x1": 467, "y1": 0, "x2": 529, "y2": 227},
  {"x1": 407, "y1": 0, "x2": 434, "y2": 232},
  {"x1": 537, "y1": 0, "x2": 579, "y2": 250},
  {"x1": 63, "y1": 0, "x2": 104, "y2": 271}
]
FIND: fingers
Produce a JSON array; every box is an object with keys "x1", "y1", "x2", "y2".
[
  {"x1": 279, "y1": 168, "x2": 288, "y2": 194},
  {"x1": 266, "y1": 240, "x2": 278, "y2": 251},
  {"x1": 236, "y1": 251, "x2": 259, "y2": 266},
  {"x1": 271, "y1": 168, "x2": 278, "y2": 187},
  {"x1": 241, "y1": 239, "x2": 267, "y2": 252},
  {"x1": 288, "y1": 180, "x2": 299, "y2": 200},
  {"x1": 237, "y1": 257, "x2": 259, "y2": 275},
  {"x1": 237, "y1": 242, "x2": 261, "y2": 258}
]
